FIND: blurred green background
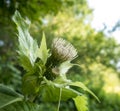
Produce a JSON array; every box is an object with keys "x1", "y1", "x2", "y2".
[{"x1": 0, "y1": 0, "x2": 120, "y2": 111}]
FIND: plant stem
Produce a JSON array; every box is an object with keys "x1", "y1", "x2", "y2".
[{"x1": 57, "y1": 88, "x2": 62, "y2": 111}]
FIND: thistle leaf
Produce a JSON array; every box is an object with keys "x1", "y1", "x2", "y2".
[
  {"x1": 73, "y1": 95, "x2": 88, "y2": 111},
  {"x1": 70, "y1": 82, "x2": 100, "y2": 102},
  {"x1": 0, "y1": 84, "x2": 23, "y2": 109},
  {"x1": 59, "y1": 61, "x2": 73, "y2": 74},
  {"x1": 22, "y1": 75, "x2": 40, "y2": 95},
  {"x1": 41, "y1": 79, "x2": 81, "y2": 102},
  {"x1": 52, "y1": 61, "x2": 73, "y2": 76},
  {"x1": 41, "y1": 85, "x2": 79, "y2": 102},
  {"x1": 0, "y1": 101, "x2": 42, "y2": 111},
  {"x1": 18, "y1": 54, "x2": 34, "y2": 72},
  {"x1": 37, "y1": 33, "x2": 49, "y2": 65},
  {"x1": 12, "y1": 11, "x2": 38, "y2": 67}
]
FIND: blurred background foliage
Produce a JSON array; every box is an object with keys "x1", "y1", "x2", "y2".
[{"x1": 0, "y1": 0, "x2": 120, "y2": 111}]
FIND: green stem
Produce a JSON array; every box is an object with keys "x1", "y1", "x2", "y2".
[{"x1": 57, "y1": 88, "x2": 62, "y2": 111}]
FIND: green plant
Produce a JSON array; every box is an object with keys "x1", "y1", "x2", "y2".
[{"x1": 0, "y1": 11, "x2": 99, "y2": 111}]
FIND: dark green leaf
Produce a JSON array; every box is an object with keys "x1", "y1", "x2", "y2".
[
  {"x1": 0, "y1": 84, "x2": 23, "y2": 109},
  {"x1": 22, "y1": 75, "x2": 40, "y2": 95},
  {"x1": 0, "y1": 101, "x2": 42, "y2": 111},
  {"x1": 41, "y1": 83, "x2": 81, "y2": 102}
]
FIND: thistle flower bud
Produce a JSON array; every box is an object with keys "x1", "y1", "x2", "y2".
[{"x1": 51, "y1": 38, "x2": 77, "y2": 64}]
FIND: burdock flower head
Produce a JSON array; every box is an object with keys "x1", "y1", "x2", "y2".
[{"x1": 51, "y1": 38, "x2": 77, "y2": 65}]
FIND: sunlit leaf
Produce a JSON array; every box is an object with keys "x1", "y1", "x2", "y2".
[
  {"x1": 58, "y1": 61, "x2": 73, "y2": 74},
  {"x1": 70, "y1": 82, "x2": 100, "y2": 102},
  {"x1": 12, "y1": 11, "x2": 38, "y2": 67},
  {"x1": 37, "y1": 32, "x2": 49, "y2": 65},
  {"x1": 73, "y1": 95, "x2": 88, "y2": 111},
  {"x1": 53, "y1": 75, "x2": 71, "y2": 84},
  {"x1": 18, "y1": 54, "x2": 34, "y2": 72}
]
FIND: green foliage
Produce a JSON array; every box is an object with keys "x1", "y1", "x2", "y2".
[
  {"x1": 0, "y1": 11, "x2": 98, "y2": 111},
  {"x1": 1, "y1": 101, "x2": 42, "y2": 111},
  {"x1": 41, "y1": 83, "x2": 78, "y2": 102},
  {"x1": 0, "y1": 84, "x2": 23, "y2": 109},
  {"x1": 0, "y1": 0, "x2": 88, "y2": 26},
  {"x1": 70, "y1": 82, "x2": 100, "y2": 102},
  {"x1": 12, "y1": 11, "x2": 38, "y2": 67},
  {"x1": 37, "y1": 33, "x2": 49, "y2": 65},
  {"x1": 73, "y1": 96, "x2": 88, "y2": 111},
  {"x1": 58, "y1": 61, "x2": 74, "y2": 75},
  {"x1": 0, "y1": 0, "x2": 120, "y2": 111}
]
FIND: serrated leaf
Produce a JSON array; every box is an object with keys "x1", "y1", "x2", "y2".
[
  {"x1": 18, "y1": 55, "x2": 34, "y2": 72},
  {"x1": 70, "y1": 82, "x2": 100, "y2": 102},
  {"x1": 0, "y1": 84, "x2": 23, "y2": 109},
  {"x1": 73, "y1": 95, "x2": 88, "y2": 111},
  {"x1": 37, "y1": 33, "x2": 48, "y2": 65},
  {"x1": 0, "y1": 101, "x2": 42, "y2": 111},
  {"x1": 13, "y1": 11, "x2": 38, "y2": 67}
]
